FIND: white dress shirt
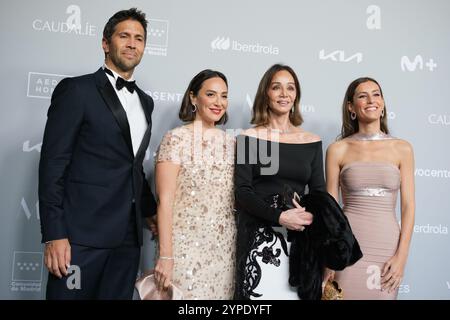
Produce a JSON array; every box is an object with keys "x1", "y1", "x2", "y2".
[{"x1": 103, "y1": 65, "x2": 148, "y2": 156}]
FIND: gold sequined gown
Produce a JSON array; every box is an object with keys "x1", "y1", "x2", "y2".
[{"x1": 156, "y1": 125, "x2": 236, "y2": 299}]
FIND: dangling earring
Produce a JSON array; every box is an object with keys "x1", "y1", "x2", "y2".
[
  {"x1": 192, "y1": 104, "x2": 197, "y2": 113},
  {"x1": 381, "y1": 109, "x2": 385, "y2": 118},
  {"x1": 291, "y1": 106, "x2": 295, "y2": 114},
  {"x1": 350, "y1": 112, "x2": 356, "y2": 120}
]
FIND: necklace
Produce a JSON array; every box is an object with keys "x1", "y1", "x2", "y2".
[{"x1": 349, "y1": 131, "x2": 395, "y2": 141}]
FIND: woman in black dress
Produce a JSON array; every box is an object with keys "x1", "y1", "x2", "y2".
[{"x1": 234, "y1": 64, "x2": 326, "y2": 299}]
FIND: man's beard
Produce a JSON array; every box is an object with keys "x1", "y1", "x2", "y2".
[{"x1": 110, "y1": 53, "x2": 142, "y2": 73}]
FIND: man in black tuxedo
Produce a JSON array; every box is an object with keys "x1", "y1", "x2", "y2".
[{"x1": 39, "y1": 8, "x2": 157, "y2": 299}]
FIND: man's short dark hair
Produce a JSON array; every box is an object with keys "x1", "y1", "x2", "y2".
[{"x1": 103, "y1": 8, "x2": 148, "y2": 43}]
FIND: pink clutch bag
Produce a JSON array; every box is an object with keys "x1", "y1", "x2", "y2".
[{"x1": 135, "y1": 270, "x2": 184, "y2": 300}]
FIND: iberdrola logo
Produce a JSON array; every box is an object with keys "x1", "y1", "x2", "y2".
[
  {"x1": 211, "y1": 37, "x2": 231, "y2": 51},
  {"x1": 210, "y1": 36, "x2": 279, "y2": 55}
]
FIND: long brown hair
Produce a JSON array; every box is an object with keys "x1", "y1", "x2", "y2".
[
  {"x1": 340, "y1": 77, "x2": 389, "y2": 139},
  {"x1": 251, "y1": 64, "x2": 303, "y2": 126}
]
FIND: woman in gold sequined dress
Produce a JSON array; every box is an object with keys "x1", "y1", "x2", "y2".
[
  {"x1": 153, "y1": 69, "x2": 236, "y2": 299},
  {"x1": 325, "y1": 77, "x2": 415, "y2": 299}
]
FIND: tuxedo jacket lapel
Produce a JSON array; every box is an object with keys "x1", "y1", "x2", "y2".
[
  {"x1": 95, "y1": 68, "x2": 134, "y2": 157},
  {"x1": 136, "y1": 87, "x2": 151, "y2": 124},
  {"x1": 134, "y1": 87, "x2": 153, "y2": 162}
]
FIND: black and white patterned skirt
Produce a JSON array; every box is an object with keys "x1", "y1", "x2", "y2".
[{"x1": 242, "y1": 226, "x2": 299, "y2": 300}]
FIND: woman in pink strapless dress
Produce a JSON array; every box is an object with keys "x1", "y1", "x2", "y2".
[{"x1": 325, "y1": 77, "x2": 415, "y2": 300}]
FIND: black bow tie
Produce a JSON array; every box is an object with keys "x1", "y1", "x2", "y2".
[
  {"x1": 116, "y1": 77, "x2": 136, "y2": 93},
  {"x1": 104, "y1": 68, "x2": 136, "y2": 93}
]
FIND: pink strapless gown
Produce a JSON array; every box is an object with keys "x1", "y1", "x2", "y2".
[{"x1": 335, "y1": 162, "x2": 401, "y2": 300}]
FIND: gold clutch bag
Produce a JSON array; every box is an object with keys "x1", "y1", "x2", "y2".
[
  {"x1": 135, "y1": 270, "x2": 184, "y2": 300},
  {"x1": 321, "y1": 280, "x2": 344, "y2": 300}
]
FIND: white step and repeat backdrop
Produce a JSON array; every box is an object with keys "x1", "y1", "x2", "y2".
[{"x1": 1, "y1": 0, "x2": 449, "y2": 299}]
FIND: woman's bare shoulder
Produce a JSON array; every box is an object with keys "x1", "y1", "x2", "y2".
[
  {"x1": 300, "y1": 131, "x2": 322, "y2": 143},
  {"x1": 240, "y1": 126, "x2": 264, "y2": 138},
  {"x1": 326, "y1": 139, "x2": 348, "y2": 156},
  {"x1": 393, "y1": 139, "x2": 414, "y2": 157}
]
